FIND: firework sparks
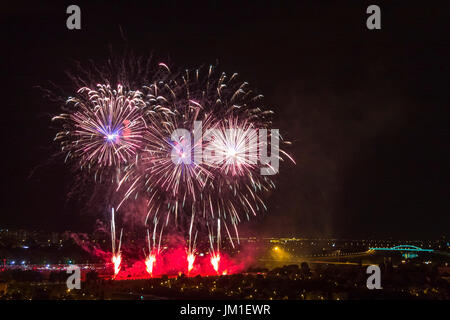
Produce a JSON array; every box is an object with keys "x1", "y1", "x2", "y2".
[
  {"x1": 112, "y1": 254, "x2": 122, "y2": 278},
  {"x1": 53, "y1": 84, "x2": 147, "y2": 170},
  {"x1": 186, "y1": 212, "x2": 198, "y2": 274},
  {"x1": 145, "y1": 254, "x2": 156, "y2": 275},
  {"x1": 210, "y1": 254, "x2": 221, "y2": 274},
  {"x1": 144, "y1": 224, "x2": 164, "y2": 276},
  {"x1": 209, "y1": 219, "x2": 221, "y2": 273},
  {"x1": 187, "y1": 253, "x2": 196, "y2": 274},
  {"x1": 111, "y1": 208, "x2": 123, "y2": 278}
]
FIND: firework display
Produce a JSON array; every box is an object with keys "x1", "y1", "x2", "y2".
[
  {"x1": 53, "y1": 84, "x2": 147, "y2": 171},
  {"x1": 53, "y1": 60, "x2": 294, "y2": 278}
]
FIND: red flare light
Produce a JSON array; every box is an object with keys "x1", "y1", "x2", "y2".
[
  {"x1": 187, "y1": 253, "x2": 195, "y2": 273},
  {"x1": 145, "y1": 254, "x2": 156, "y2": 275},
  {"x1": 112, "y1": 254, "x2": 121, "y2": 278},
  {"x1": 211, "y1": 254, "x2": 220, "y2": 273}
]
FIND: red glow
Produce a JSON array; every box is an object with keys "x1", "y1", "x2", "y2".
[{"x1": 103, "y1": 243, "x2": 256, "y2": 280}]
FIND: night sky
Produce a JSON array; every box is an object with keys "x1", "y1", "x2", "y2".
[{"x1": 1, "y1": 1, "x2": 448, "y2": 239}]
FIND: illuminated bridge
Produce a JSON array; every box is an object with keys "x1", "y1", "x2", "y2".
[{"x1": 369, "y1": 245, "x2": 433, "y2": 252}]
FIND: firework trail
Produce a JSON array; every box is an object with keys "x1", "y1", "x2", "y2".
[
  {"x1": 144, "y1": 218, "x2": 164, "y2": 275},
  {"x1": 111, "y1": 208, "x2": 123, "y2": 278},
  {"x1": 187, "y1": 212, "x2": 198, "y2": 273},
  {"x1": 209, "y1": 219, "x2": 221, "y2": 273},
  {"x1": 144, "y1": 229, "x2": 156, "y2": 275}
]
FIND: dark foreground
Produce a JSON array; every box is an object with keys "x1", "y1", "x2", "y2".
[{"x1": 1, "y1": 261, "x2": 449, "y2": 300}]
